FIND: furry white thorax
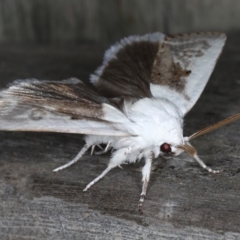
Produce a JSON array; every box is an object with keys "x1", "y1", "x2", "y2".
[{"x1": 85, "y1": 97, "x2": 184, "y2": 167}]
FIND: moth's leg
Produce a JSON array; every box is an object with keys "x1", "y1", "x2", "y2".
[
  {"x1": 83, "y1": 164, "x2": 116, "y2": 191},
  {"x1": 94, "y1": 141, "x2": 112, "y2": 155},
  {"x1": 90, "y1": 145, "x2": 95, "y2": 156},
  {"x1": 91, "y1": 144, "x2": 103, "y2": 156},
  {"x1": 193, "y1": 154, "x2": 221, "y2": 174},
  {"x1": 53, "y1": 144, "x2": 89, "y2": 172},
  {"x1": 94, "y1": 147, "x2": 112, "y2": 155},
  {"x1": 138, "y1": 152, "x2": 154, "y2": 214},
  {"x1": 83, "y1": 147, "x2": 130, "y2": 191}
]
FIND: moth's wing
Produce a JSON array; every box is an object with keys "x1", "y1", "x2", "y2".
[
  {"x1": 150, "y1": 32, "x2": 226, "y2": 115},
  {"x1": 0, "y1": 78, "x2": 132, "y2": 136},
  {"x1": 91, "y1": 32, "x2": 226, "y2": 115},
  {"x1": 90, "y1": 32, "x2": 165, "y2": 98}
]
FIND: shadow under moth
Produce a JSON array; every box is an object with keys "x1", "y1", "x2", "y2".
[{"x1": 0, "y1": 32, "x2": 240, "y2": 213}]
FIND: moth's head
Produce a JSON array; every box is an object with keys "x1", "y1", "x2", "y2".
[
  {"x1": 156, "y1": 115, "x2": 185, "y2": 156},
  {"x1": 159, "y1": 142, "x2": 185, "y2": 156},
  {"x1": 167, "y1": 112, "x2": 240, "y2": 161},
  {"x1": 158, "y1": 134, "x2": 199, "y2": 163},
  {"x1": 158, "y1": 127, "x2": 185, "y2": 156},
  {"x1": 158, "y1": 108, "x2": 240, "y2": 157}
]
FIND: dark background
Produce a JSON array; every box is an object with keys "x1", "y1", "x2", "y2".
[
  {"x1": 0, "y1": 0, "x2": 240, "y2": 45},
  {"x1": 1, "y1": 1, "x2": 240, "y2": 239}
]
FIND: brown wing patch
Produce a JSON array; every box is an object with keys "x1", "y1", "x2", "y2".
[
  {"x1": 0, "y1": 79, "x2": 107, "y2": 121},
  {"x1": 94, "y1": 40, "x2": 160, "y2": 98},
  {"x1": 150, "y1": 33, "x2": 222, "y2": 94},
  {"x1": 151, "y1": 43, "x2": 190, "y2": 92}
]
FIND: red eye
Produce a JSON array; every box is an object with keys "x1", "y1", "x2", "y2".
[{"x1": 160, "y1": 143, "x2": 172, "y2": 153}]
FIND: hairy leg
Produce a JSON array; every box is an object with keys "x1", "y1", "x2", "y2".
[
  {"x1": 90, "y1": 144, "x2": 103, "y2": 155},
  {"x1": 93, "y1": 141, "x2": 112, "y2": 155},
  {"x1": 138, "y1": 152, "x2": 154, "y2": 213},
  {"x1": 83, "y1": 164, "x2": 115, "y2": 191},
  {"x1": 83, "y1": 147, "x2": 132, "y2": 191},
  {"x1": 53, "y1": 144, "x2": 89, "y2": 172},
  {"x1": 193, "y1": 154, "x2": 221, "y2": 174}
]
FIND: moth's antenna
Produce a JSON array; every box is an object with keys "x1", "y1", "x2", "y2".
[{"x1": 188, "y1": 112, "x2": 240, "y2": 140}]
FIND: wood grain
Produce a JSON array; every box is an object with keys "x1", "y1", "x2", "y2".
[{"x1": 0, "y1": 33, "x2": 240, "y2": 239}]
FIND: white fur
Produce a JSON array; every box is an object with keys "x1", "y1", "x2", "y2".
[
  {"x1": 79, "y1": 97, "x2": 185, "y2": 197},
  {"x1": 150, "y1": 84, "x2": 188, "y2": 116},
  {"x1": 85, "y1": 97, "x2": 184, "y2": 168}
]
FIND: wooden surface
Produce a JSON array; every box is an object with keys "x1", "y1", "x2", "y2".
[
  {"x1": 0, "y1": 0, "x2": 240, "y2": 44},
  {"x1": 0, "y1": 33, "x2": 240, "y2": 239}
]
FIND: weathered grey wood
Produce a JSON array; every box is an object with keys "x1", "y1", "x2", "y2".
[
  {"x1": 168, "y1": 0, "x2": 240, "y2": 33},
  {"x1": 0, "y1": 0, "x2": 240, "y2": 44},
  {"x1": 0, "y1": 33, "x2": 240, "y2": 239}
]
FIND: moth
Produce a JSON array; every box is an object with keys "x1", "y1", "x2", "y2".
[{"x1": 0, "y1": 32, "x2": 240, "y2": 213}]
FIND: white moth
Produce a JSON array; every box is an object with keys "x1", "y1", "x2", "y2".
[{"x1": 0, "y1": 32, "x2": 240, "y2": 212}]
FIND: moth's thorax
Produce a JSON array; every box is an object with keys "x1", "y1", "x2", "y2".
[
  {"x1": 86, "y1": 98, "x2": 185, "y2": 162},
  {"x1": 113, "y1": 98, "x2": 184, "y2": 153}
]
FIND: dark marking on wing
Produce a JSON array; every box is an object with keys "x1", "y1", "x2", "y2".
[
  {"x1": 165, "y1": 32, "x2": 212, "y2": 68},
  {"x1": 29, "y1": 108, "x2": 46, "y2": 120},
  {"x1": 151, "y1": 43, "x2": 189, "y2": 92},
  {"x1": 0, "y1": 79, "x2": 110, "y2": 121},
  {"x1": 93, "y1": 40, "x2": 159, "y2": 98}
]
